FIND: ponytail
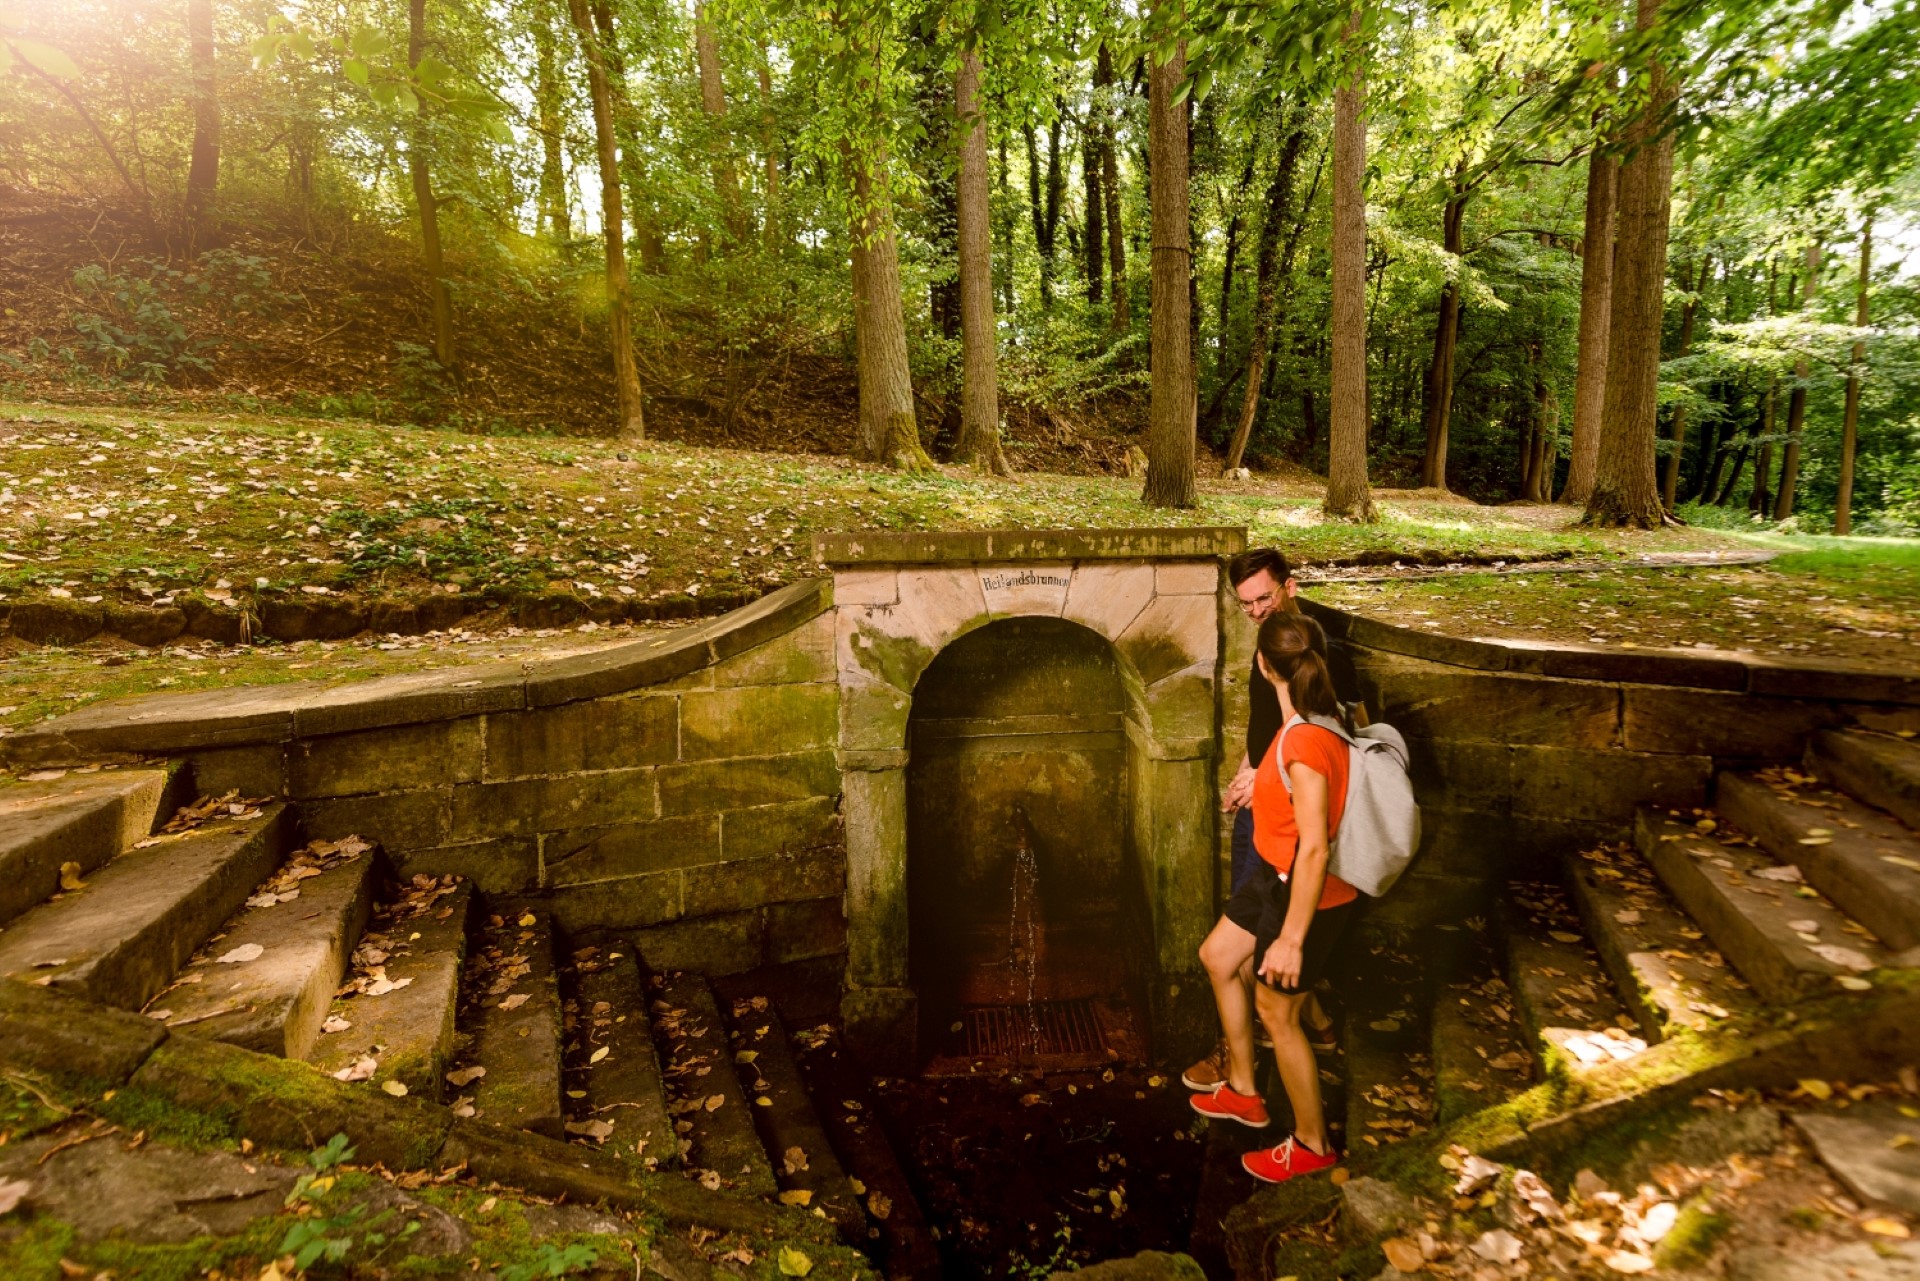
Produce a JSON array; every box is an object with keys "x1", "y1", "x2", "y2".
[{"x1": 1256, "y1": 612, "x2": 1349, "y2": 729}]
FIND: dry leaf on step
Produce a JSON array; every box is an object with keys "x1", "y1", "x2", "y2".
[
  {"x1": 565, "y1": 1119, "x2": 615, "y2": 1140},
  {"x1": 381, "y1": 1080, "x2": 408, "y2": 1097},
  {"x1": 589, "y1": 1046, "x2": 610, "y2": 1064},
  {"x1": 0, "y1": 1177, "x2": 30, "y2": 1216},
  {"x1": 217, "y1": 943, "x2": 265, "y2": 964},
  {"x1": 1470, "y1": 1230, "x2": 1523, "y2": 1263},
  {"x1": 446, "y1": 1065, "x2": 486, "y2": 1088},
  {"x1": 778, "y1": 1189, "x2": 813, "y2": 1206},
  {"x1": 1864, "y1": 1218, "x2": 1912, "y2": 1239},
  {"x1": 498, "y1": 993, "x2": 529, "y2": 1011},
  {"x1": 867, "y1": 1191, "x2": 893, "y2": 1220},
  {"x1": 705, "y1": 1094, "x2": 725, "y2": 1111},
  {"x1": 1603, "y1": 1250, "x2": 1655, "y2": 1273},
  {"x1": 777, "y1": 1247, "x2": 813, "y2": 1277},
  {"x1": 320, "y1": 1015, "x2": 351, "y2": 1034},
  {"x1": 1453, "y1": 1155, "x2": 1503, "y2": 1195},
  {"x1": 333, "y1": 1056, "x2": 377, "y2": 1082},
  {"x1": 1380, "y1": 1237, "x2": 1424, "y2": 1272},
  {"x1": 784, "y1": 1146, "x2": 809, "y2": 1174},
  {"x1": 57, "y1": 862, "x2": 86, "y2": 891},
  {"x1": 364, "y1": 976, "x2": 413, "y2": 996}
]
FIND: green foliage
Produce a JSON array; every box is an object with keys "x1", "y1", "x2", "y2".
[
  {"x1": 497, "y1": 1242, "x2": 602, "y2": 1281},
  {"x1": 67, "y1": 253, "x2": 289, "y2": 384}
]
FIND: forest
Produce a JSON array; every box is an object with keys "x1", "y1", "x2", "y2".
[{"x1": 1, "y1": 0, "x2": 1916, "y2": 533}]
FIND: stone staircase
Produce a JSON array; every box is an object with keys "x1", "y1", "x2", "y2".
[
  {"x1": 1208, "y1": 727, "x2": 1920, "y2": 1276},
  {"x1": 0, "y1": 764, "x2": 939, "y2": 1280}
]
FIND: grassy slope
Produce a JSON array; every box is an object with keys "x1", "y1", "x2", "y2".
[
  {"x1": 3, "y1": 403, "x2": 1916, "y2": 737},
  {"x1": 1319, "y1": 536, "x2": 1920, "y2": 670}
]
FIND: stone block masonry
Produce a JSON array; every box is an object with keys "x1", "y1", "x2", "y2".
[
  {"x1": 1, "y1": 582, "x2": 846, "y2": 979},
  {"x1": 1300, "y1": 598, "x2": 1920, "y2": 933}
]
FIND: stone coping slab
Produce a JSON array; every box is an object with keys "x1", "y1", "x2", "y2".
[
  {"x1": 812, "y1": 526, "x2": 1247, "y2": 565},
  {"x1": 0, "y1": 580, "x2": 831, "y2": 767},
  {"x1": 1300, "y1": 597, "x2": 1920, "y2": 705}
]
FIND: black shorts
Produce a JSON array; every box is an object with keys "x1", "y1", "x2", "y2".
[{"x1": 1222, "y1": 860, "x2": 1354, "y2": 994}]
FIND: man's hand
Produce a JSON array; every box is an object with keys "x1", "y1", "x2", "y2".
[
  {"x1": 1221, "y1": 765, "x2": 1257, "y2": 812},
  {"x1": 1258, "y1": 935, "x2": 1304, "y2": 990}
]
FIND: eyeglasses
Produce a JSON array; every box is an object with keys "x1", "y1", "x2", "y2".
[{"x1": 1236, "y1": 590, "x2": 1280, "y2": 614}]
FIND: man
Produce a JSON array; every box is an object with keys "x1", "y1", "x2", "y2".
[{"x1": 1183, "y1": 548, "x2": 1337, "y2": 1091}]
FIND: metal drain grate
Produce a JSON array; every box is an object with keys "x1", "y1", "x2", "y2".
[{"x1": 961, "y1": 998, "x2": 1106, "y2": 1060}]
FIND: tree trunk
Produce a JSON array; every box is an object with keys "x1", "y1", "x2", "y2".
[
  {"x1": 1775, "y1": 243, "x2": 1820, "y2": 520},
  {"x1": 183, "y1": 0, "x2": 220, "y2": 254},
  {"x1": 1096, "y1": 41, "x2": 1129, "y2": 336},
  {"x1": 1084, "y1": 111, "x2": 1105, "y2": 304},
  {"x1": 1659, "y1": 256, "x2": 1707, "y2": 507},
  {"x1": 1529, "y1": 345, "x2": 1559, "y2": 500},
  {"x1": 1560, "y1": 150, "x2": 1615, "y2": 503},
  {"x1": 1143, "y1": 25, "x2": 1195, "y2": 508},
  {"x1": 1224, "y1": 116, "x2": 1307, "y2": 472},
  {"x1": 849, "y1": 148, "x2": 933, "y2": 472},
  {"x1": 1835, "y1": 214, "x2": 1871, "y2": 535},
  {"x1": 1749, "y1": 380, "x2": 1775, "y2": 514},
  {"x1": 533, "y1": 0, "x2": 571, "y2": 239},
  {"x1": 408, "y1": 0, "x2": 456, "y2": 371},
  {"x1": 1323, "y1": 16, "x2": 1375, "y2": 522},
  {"x1": 589, "y1": 2, "x2": 663, "y2": 275},
  {"x1": 1584, "y1": 0, "x2": 1675, "y2": 529},
  {"x1": 567, "y1": 0, "x2": 645, "y2": 437},
  {"x1": 953, "y1": 47, "x2": 1008, "y2": 475},
  {"x1": 694, "y1": 3, "x2": 745, "y2": 242},
  {"x1": 758, "y1": 55, "x2": 781, "y2": 245},
  {"x1": 1418, "y1": 170, "x2": 1467, "y2": 490}
]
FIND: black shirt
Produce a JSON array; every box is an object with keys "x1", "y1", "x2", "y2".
[{"x1": 1247, "y1": 653, "x2": 1282, "y2": 767}]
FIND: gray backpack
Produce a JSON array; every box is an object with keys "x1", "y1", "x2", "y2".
[{"x1": 1274, "y1": 714, "x2": 1421, "y2": 898}]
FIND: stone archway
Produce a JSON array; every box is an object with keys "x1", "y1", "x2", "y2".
[{"x1": 818, "y1": 529, "x2": 1243, "y2": 1068}]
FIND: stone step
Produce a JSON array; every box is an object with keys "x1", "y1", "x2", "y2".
[
  {"x1": 0, "y1": 803, "x2": 293, "y2": 1011},
  {"x1": 1563, "y1": 843, "x2": 1763, "y2": 1042},
  {"x1": 1635, "y1": 808, "x2": 1895, "y2": 1004},
  {"x1": 564, "y1": 942, "x2": 678, "y2": 1172},
  {"x1": 1498, "y1": 883, "x2": 1649, "y2": 1076},
  {"x1": 453, "y1": 898, "x2": 566, "y2": 1140},
  {"x1": 788, "y1": 1024, "x2": 942, "y2": 1281},
  {"x1": 155, "y1": 836, "x2": 377, "y2": 1059},
  {"x1": 0, "y1": 766, "x2": 184, "y2": 926},
  {"x1": 1717, "y1": 770, "x2": 1920, "y2": 951},
  {"x1": 1810, "y1": 728, "x2": 1920, "y2": 830},
  {"x1": 726, "y1": 999, "x2": 864, "y2": 1241},
  {"x1": 308, "y1": 877, "x2": 474, "y2": 1100},
  {"x1": 650, "y1": 972, "x2": 778, "y2": 1197},
  {"x1": 1188, "y1": 1115, "x2": 1273, "y2": 1277},
  {"x1": 1340, "y1": 937, "x2": 1435, "y2": 1168},
  {"x1": 1429, "y1": 929, "x2": 1534, "y2": 1125}
]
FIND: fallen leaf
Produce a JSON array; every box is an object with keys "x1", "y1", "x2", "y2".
[
  {"x1": 1864, "y1": 1217, "x2": 1912, "y2": 1239},
  {"x1": 1613, "y1": 909, "x2": 1642, "y2": 926},
  {"x1": 735, "y1": 1050, "x2": 759, "y2": 1064},
  {"x1": 1811, "y1": 944, "x2": 1875, "y2": 972},
  {"x1": 1549, "y1": 931, "x2": 1583, "y2": 944},
  {"x1": 498, "y1": 993, "x2": 529, "y2": 1011},
  {"x1": 1798, "y1": 1078, "x2": 1834, "y2": 1100},
  {"x1": 1838, "y1": 976, "x2": 1875, "y2": 991},
  {"x1": 1603, "y1": 1250, "x2": 1655, "y2": 1273},
  {"x1": 1754, "y1": 864, "x2": 1805, "y2": 882},
  {"x1": 1381, "y1": 1237, "x2": 1424, "y2": 1272},
  {"x1": 1470, "y1": 1229, "x2": 1523, "y2": 1263},
  {"x1": 1369, "y1": 1019, "x2": 1401, "y2": 1033},
  {"x1": 777, "y1": 1247, "x2": 813, "y2": 1277},
  {"x1": 450, "y1": 1097, "x2": 476, "y2": 1118},
  {"x1": 381, "y1": 1080, "x2": 408, "y2": 1097},
  {"x1": 0, "y1": 1178, "x2": 29, "y2": 1216},
  {"x1": 1454, "y1": 1154, "x2": 1503, "y2": 1195},
  {"x1": 517, "y1": 912, "x2": 536, "y2": 927},
  {"x1": 785, "y1": 1146, "x2": 810, "y2": 1174},
  {"x1": 446, "y1": 1065, "x2": 486, "y2": 1087},
  {"x1": 705, "y1": 1094, "x2": 725, "y2": 1111},
  {"x1": 778, "y1": 1189, "x2": 813, "y2": 1206},
  {"x1": 333, "y1": 1055, "x2": 378, "y2": 1082},
  {"x1": 589, "y1": 1046, "x2": 610, "y2": 1064},
  {"x1": 57, "y1": 862, "x2": 86, "y2": 891},
  {"x1": 217, "y1": 943, "x2": 265, "y2": 964},
  {"x1": 565, "y1": 1119, "x2": 615, "y2": 1140},
  {"x1": 363, "y1": 976, "x2": 413, "y2": 996},
  {"x1": 868, "y1": 1191, "x2": 893, "y2": 1220}
]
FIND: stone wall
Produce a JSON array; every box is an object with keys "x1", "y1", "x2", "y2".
[
  {"x1": 1, "y1": 583, "x2": 846, "y2": 977},
  {"x1": 1303, "y1": 599, "x2": 1920, "y2": 929}
]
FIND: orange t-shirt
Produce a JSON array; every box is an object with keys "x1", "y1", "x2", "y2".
[{"x1": 1252, "y1": 721, "x2": 1358, "y2": 909}]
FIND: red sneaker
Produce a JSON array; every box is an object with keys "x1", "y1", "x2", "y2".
[
  {"x1": 1189, "y1": 1084, "x2": 1270, "y2": 1129},
  {"x1": 1242, "y1": 1135, "x2": 1340, "y2": 1183}
]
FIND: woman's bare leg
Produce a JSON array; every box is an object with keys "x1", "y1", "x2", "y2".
[
  {"x1": 1254, "y1": 983, "x2": 1329, "y2": 1153},
  {"x1": 1199, "y1": 916, "x2": 1259, "y2": 1095}
]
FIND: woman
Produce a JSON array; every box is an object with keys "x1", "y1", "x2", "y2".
[{"x1": 1189, "y1": 611, "x2": 1355, "y2": 1184}]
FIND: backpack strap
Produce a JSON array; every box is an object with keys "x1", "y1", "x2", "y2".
[{"x1": 1273, "y1": 714, "x2": 1355, "y2": 795}]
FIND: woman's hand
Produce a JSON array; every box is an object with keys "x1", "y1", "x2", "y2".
[{"x1": 1259, "y1": 934, "x2": 1305, "y2": 990}]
